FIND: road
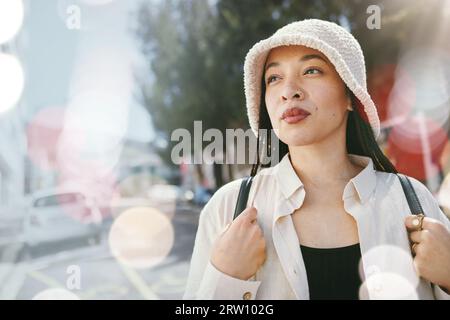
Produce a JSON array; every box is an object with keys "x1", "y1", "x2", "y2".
[{"x1": 0, "y1": 202, "x2": 202, "y2": 300}]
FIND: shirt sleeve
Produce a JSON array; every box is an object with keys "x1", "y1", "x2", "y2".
[
  {"x1": 433, "y1": 285, "x2": 450, "y2": 300},
  {"x1": 409, "y1": 176, "x2": 450, "y2": 229},
  {"x1": 182, "y1": 180, "x2": 262, "y2": 300},
  {"x1": 410, "y1": 177, "x2": 450, "y2": 300},
  {"x1": 425, "y1": 194, "x2": 450, "y2": 300}
]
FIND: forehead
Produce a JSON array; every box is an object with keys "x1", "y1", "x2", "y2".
[{"x1": 265, "y1": 45, "x2": 330, "y2": 64}]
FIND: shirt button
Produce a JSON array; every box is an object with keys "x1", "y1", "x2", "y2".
[{"x1": 243, "y1": 292, "x2": 252, "y2": 300}]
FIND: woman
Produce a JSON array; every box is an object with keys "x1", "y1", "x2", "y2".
[{"x1": 183, "y1": 19, "x2": 450, "y2": 300}]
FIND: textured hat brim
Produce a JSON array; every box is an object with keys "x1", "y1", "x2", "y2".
[{"x1": 244, "y1": 34, "x2": 380, "y2": 139}]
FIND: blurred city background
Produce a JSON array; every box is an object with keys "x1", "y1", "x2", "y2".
[{"x1": 0, "y1": 0, "x2": 449, "y2": 299}]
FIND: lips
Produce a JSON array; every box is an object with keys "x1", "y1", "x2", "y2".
[{"x1": 281, "y1": 107, "x2": 311, "y2": 124}]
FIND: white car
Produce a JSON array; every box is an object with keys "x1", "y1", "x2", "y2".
[{"x1": 22, "y1": 188, "x2": 102, "y2": 254}]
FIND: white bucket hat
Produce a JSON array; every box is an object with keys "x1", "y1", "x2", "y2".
[{"x1": 243, "y1": 18, "x2": 380, "y2": 139}]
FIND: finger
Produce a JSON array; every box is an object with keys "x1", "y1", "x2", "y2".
[
  {"x1": 409, "y1": 230, "x2": 423, "y2": 243},
  {"x1": 405, "y1": 215, "x2": 424, "y2": 231},
  {"x1": 222, "y1": 222, "x2": 232, "y2": 234},
  {"x1": 405, "y1": 215, "x2": 436, "y2": 232},
  {"x1": 240, "y1": 207, "x2": 257, "y2": 223},
  {"x1": 252, "y1": 223, "x2": 264, "y2": 236},
  {"x1": 411, "y1": 242, "x2": 420, "y2": 255}
]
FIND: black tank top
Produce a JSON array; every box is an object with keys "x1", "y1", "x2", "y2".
[{"x1": 300, "y1": 243, "x2": 362, "y2": 300}]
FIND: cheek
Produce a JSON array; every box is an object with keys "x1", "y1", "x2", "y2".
[
  {"x1": 311, "y1": 84, "x2": 348, "y2": 117},
  {"x1": 264, "y1": 89, "x2": 277, "y2": 110},
  {"x1": 264, "y1": 92, "x2": 279, "y2": 126}
]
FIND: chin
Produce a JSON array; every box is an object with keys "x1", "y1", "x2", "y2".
[{"x1": 279, "y1": 131, "x2": 316, "y2": 147}]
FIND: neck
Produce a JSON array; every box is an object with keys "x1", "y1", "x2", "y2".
[{"x1": 288, "y1": 134, "x2": 362, "y2": 189}]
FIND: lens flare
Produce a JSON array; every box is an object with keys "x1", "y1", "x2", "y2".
[
  {"x1": 369, "y1": 64, "x2": 405, "y2": 126},
  {"x1": 388, "y1": 48, "x2": 450, "y2": 128},
  {"x1": 63, "y1": 90, "x2": 128, "y2": 153},
  {"x1": 108, "y1": 207, "x2": 174, "y2": 269},
  {"x1": 56, "y1": 90, "x2": 127, "y2": 181}
]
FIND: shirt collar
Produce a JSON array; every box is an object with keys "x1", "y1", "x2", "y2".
[{"x1": 274, "y1": 153, "x2": 377, "y2": 204}]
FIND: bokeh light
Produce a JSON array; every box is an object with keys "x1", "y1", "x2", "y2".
[
  {"x1": 400, "y1": 49, "x2": 450, "y2": 114},
  {"x1": 32, "y1": 288, "x2": 80, "y2": 300},
  {"x1": 382, "y1": 64, "x2": 417, "y2": 127},
  {"x1": 26, "y1": 107, "x2": 66, "y2": 171},
  {"x1": 0, "y1": 53, "x2": 25, "y2": 113},
  {"x1": 387, "y1": 48, "x2": 450, "y2": 129},
  {"x1": 56, "y1": 90, "x2": 127, "y2": 180},
  {"x1": 386, "y1": 115, "x2": 449, "y2": 180},
  {"x1": 108, "y1": 207, "x2": 174, "y2": 269},
  {"x1": 358, "y1": 245, "x2": 419, "y2": 299},
  {"x1": 63, "y1": 90, "x2": 128, "y2": 153},
  {"x1": 0, "y1": 0, "x2": 24, "y2": 44},
  {"x1": 359, "y1": 272, "x2": 418, "y2": 300}
]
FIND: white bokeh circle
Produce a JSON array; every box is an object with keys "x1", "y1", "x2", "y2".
[
  {"x1": 0, "y1": 53, "x2": 24, "y2": 113},
  {"x1": 32, "y1": 288, "x2": 80, "y2": 300},
  {"x1": 108, "y1": 207, "x2": 174, "y2": 269},
  {"x1": 0, "y1": 0, "x2": 24, "y2": 44}
]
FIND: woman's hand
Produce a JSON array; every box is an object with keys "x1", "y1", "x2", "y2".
[
  {"x1": 405, "y1": 215, "x2": 450, "y2": 292},
  {"x1": 210, "y1": 207, "x2": 266, "y2": 280}
]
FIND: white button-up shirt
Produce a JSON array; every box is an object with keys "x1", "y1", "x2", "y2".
[{"x1": 183, "y1": 153, "x2": 450, "y2": 300}]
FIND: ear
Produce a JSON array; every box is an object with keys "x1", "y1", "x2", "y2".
[
  {"x1": 344, "y1": 86, "x2": 353, "y2": 111},
  {"x1": 346, "y1": 96, "x2": 353, "y2": 111}
]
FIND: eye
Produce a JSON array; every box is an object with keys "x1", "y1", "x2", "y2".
[
  {"x1": 267, "y1": 75, "x2": 280, "y2": 84},
  {"x1": 303, "y1": 67, "x2": 322, "y2": 75}
]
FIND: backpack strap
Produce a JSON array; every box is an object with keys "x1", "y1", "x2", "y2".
[
  {"x1": 233, "y1": 176, "x2": 254, "y2": 220},
  {"x1": 396, "y1": 173, "x2": 425, "y2": 216}
]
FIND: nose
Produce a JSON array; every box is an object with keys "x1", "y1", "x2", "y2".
[{"x1": 281, "y1": 82, "x2": 305, "y2": 102}]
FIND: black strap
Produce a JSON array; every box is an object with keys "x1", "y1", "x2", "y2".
[
  {"x1": 396, "y1": 173, "x2": 425, "y2": 216},
  {"x1": 233, "y1": 176, "x2": 254, "y2": 220}
]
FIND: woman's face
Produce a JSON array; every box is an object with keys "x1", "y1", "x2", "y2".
[{"x1": 264, "y1": 45, "x2": 351, "y2": 147}]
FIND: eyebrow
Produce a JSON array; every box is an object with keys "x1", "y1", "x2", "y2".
[{"x1": 264, "y1": 54, "x2": 329, "y2": 73}]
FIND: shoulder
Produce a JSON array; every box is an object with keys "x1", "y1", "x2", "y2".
[
  {"x1": 375, "y1": 171, "x2": 449, "y2": 226},
  {"x1": 404, "y1": 175, "x2": 450, "y2": 227},
  {"x1": 199, "y1": 178, "x2": 244, "y2": 228},
  {"x1": 206, "y1": 165, "x2": 278, "y2": 207},
  {"x1": 209, "y1": 178, "x2": 244, "y2": 206},
  {"x1": 201, "y1": 166, "x2": 277, "y2": 223},
  {"x1": 374, "y1": 170, "x2": 433, "y2": 199}
]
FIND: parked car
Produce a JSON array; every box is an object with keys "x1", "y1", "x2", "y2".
[{"x1": 22, "y1": 187, "x2": 102, "y2": 256}]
